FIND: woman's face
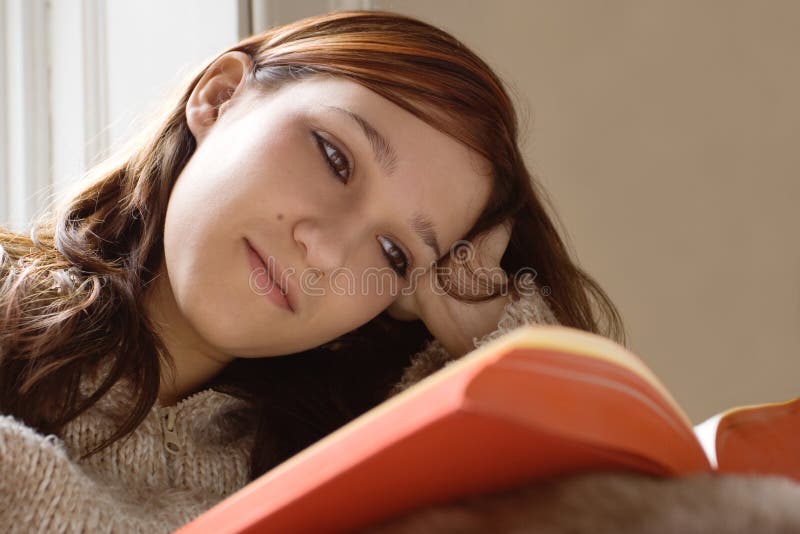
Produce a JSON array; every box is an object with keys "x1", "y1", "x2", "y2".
[{"x1": 162, "y1": 54, "x2": 491, "y2": 358}]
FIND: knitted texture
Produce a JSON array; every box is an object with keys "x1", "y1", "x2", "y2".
[
  {"x1": 387, "y1": 278, "x2": 558, "y2": 397},
  {"x1": 0, "y1": 279, "x2": 557, "y2": 532},
  {"x1": 471, "y1": 279, "x2": 558, "y2": 349},
  {"x1": 0, "y1": 370, "x2": 255, "y2": 533}
]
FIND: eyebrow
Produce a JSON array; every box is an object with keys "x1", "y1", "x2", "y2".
[
  {"x1": 321, "y1": 105, "x2": 443, "y2": 262},
  {"x1": 409, "y1": 210, "x2": 442, "y2": 260}
]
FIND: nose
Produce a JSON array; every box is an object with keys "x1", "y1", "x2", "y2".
[{"x1": 292, "y1": 218, "x2": 356, "y2": 277}]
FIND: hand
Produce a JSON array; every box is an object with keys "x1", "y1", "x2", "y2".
[{"x1": 387, "y1": 219, "x2": 514, "y2": 358}]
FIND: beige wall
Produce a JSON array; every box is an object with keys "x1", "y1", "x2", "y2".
[{"x1": 374, "y1": 0, "x2": 800, "y2": 422}]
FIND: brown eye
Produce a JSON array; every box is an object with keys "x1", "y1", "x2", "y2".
[
  {"x1": 310, "y1": 131, "x2": 409, "y2": 278},
  {"x1": 377, "y1": 235, "x2": 409, "y2": 277},
  {"x1": 312, "y1": 131, "x2": 351, "y2": 183}
]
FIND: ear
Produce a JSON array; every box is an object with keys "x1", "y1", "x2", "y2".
[{"x1": 185, "y1": 51, "x2": 254, "y2": 143}]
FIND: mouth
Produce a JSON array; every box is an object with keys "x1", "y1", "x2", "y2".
[{"x1": 244, "y1": 238, "x2": 295, "y2": 313}]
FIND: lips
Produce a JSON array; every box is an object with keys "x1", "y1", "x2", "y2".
[{"x1": 245, "y1": 239, "x2": 295, "y2": 312}]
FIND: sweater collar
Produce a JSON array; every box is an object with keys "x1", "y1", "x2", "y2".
[{"x1": 66, "y1": 361, "x2": 255, "y2": 457}]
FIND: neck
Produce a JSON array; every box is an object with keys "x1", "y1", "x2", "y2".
[{"x1": 143, "y1": 267, "x2": 234, "y2": 407}]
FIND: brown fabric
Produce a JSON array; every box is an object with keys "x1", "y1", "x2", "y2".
[{"x1": 362, "y1": 470, "x2": 800, "y2": 534}]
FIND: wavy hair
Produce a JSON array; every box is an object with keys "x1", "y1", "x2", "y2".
[{"x1": 0, "y1": 10, "x2": 626, "y2": 479}]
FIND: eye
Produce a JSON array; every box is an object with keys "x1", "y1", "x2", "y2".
[
  {"x1": 311, "y1": 130, "x2": 410, "y2": 278},
  {"x1": 312, "y1": 131, "x2": 351, "y2": 183},
  {"x1": 377, "y1": 235, "x2": 409, "y2": 278}
]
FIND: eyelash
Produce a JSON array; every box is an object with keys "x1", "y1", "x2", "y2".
[{"x1": 311, "y1": 131, "x2": 410, "y2": 278}]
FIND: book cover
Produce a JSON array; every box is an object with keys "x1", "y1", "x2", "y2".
[{"x1": 176, "y1": 325, "x2": 799, "y2": 534}]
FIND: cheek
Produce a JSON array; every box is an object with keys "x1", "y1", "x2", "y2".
[
  {"x1": 163, "y1": 241, "x2": 257, "y2": 354},
  {"x1": 329, "y1": 263, "x2": 401, "y2": 310},
  {"x1": 237, "y1": 130, "x2": 323, "y2": 207}
]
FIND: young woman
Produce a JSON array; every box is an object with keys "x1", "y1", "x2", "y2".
[{"x1": 0, "y1": 10, "x2": 625, "y2": 532}]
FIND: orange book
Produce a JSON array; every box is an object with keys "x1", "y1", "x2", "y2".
[{"x1": 176, "y1": 325, "x2": 800, "y2": 534}]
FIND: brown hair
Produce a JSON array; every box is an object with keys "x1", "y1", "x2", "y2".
[{"x1": 0, "y1": 10, "x2": 625, "y2": 479}]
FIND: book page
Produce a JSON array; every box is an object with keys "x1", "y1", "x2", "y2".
[
  {"x1": 693, "y1": 412, "x2": 723, "y2": 469},
  {"x1": 455, "y1": 325, "x2": 694, "y2": 430},
  {"x1": 712, "y1": 397, "x2": 800, "y2": 481}
]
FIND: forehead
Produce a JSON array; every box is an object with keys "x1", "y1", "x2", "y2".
[{"x1": 276, "y1": 77, "x2": 493, "y2": 261}]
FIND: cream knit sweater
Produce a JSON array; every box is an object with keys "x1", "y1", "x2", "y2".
[{"x1": 0, "y1": 285, "x2": 558, "y2": 533}]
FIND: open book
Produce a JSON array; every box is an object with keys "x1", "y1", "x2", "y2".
[{"x1": 176, "y1": 325, "x2": 800, "y2": 534}]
